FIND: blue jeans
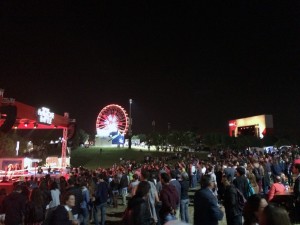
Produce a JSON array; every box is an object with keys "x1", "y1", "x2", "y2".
[
  {"x1": 192, "y1": 174, "x2": 197, "y2": 188},
  {"x1": 80, "y1": 207, "x2": 89, "y2": 225},
  {"x1": 180, "y1": 198, "x2": 189, "y2": 223},
  {"x1": 120, "y1": 187, "x2": 128, "y2": 205},
  {"x1": 93, "y1": 202, "x2": 107, "y2": 225},
  {"x1": 163, "y1": 213, "x2": 176, "y2": 224}
]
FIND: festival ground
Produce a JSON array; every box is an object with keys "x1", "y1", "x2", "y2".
[{"x1": 100, "y1": 183, "x2": 227, "y2": 225}]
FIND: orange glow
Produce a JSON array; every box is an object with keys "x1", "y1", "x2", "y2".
[{"x1": 228, "y1": 115, "x2": 273, "y2": 138}]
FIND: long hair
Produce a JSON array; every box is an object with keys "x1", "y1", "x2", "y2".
[
  {"x1": 50, "y1": 180, "x2": 59, "y2": 190},
  {"x1": 243, "y1": 194, "x2": 265, "y2": 225},
  {"x1": 261, "y1": 204, "x2": 291, "y2": 225},
  {"x1": 30, "y1": 187, "x2": 43, "y2": 206},
  {"x1": 135, "y1": 181, "x2": 150, "y2": 198}
]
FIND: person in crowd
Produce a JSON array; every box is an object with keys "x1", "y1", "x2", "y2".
[
  {"x1": 271, "y1": 157, "x2": 284, "y2": 178},
  {"x1": 93, "y1": 174, "x2": 109, "y2": 225},
  {"x1": 66, "y1": 178, "x2": 83, "y2": 220},
  {"x1": 284, "y1": 157, "x2": 293, "y2": 187},
  {"x1": 59, "y1": 176, "x2": 68, "y2": 201},
  {"x1": 215, "y1": 164, "x2": 224, "y2": 202},
  {"x1": 49, "y1": 180, "x2": 61, "y2": 209},
  {"x1": 109, "y1": 174, "x2": 120, "y2": 208},
  {"x1": 141, "y1": 169, "x2": 160, "y2": 225},
  {"x1": 268, "y1": 175, "x2": 285, "y2": 202},
  {"x1": 52, "y1": 192, "x2": 79, "y2": 225},
  {"x1": 39, "y1": 178, "x2": 51, "y2": 213},
  {"x1": 170, "y1": 170, "x2": 181, "y2": 219},
  {"x1": 160, "y1": 172, "x2": 179, "y2": 224},
  {"x1": 233, "y1": 167, "x2": 249, "y2": 199},
  {"x1": 179, "y1": 172, "x2": 190, "y2": 224},
  {"x1": 28, "y1": 175, "x2": 38, "y2": 189},
  {"x1": 25, "y1": 187, "x2": 45, "y2": 225},
  {"x1": 222, "y1": 175, "x2": 242, "y2": 225},
  {"x1": 194, "y1": 174, "x2": 224, "y2": 225},
  {"x1": 0, "y1": 188, "x2": 7, "y2": 210},
  {"x1": 280, "y1": 172, "x2": 290, "y2": 189},
  {"x1": 292, "y1": 162, "x2": 300, "y2": 223},
  {"x1": 189, "y1": 162, "x2": 197, "y2": 188},
  {"x1": 86, "y1": 175, "x2": 96, "y2": 223},
  {"x1": 155, "y1": 172, "x2": 163, "y2": 225},
  {"x1": 119, "y1": 169, "x2": 129, "y2": 206},
  {"x1": 223, "y1": 162, "x2": 236, "y2": 183},
  {"x1": 206, "y1": 165, "x2": 218, "y2": 199},
  {"x1": 20, "y1": 183, "x2": 31, "y2": 202},
  {"x1": 128, "y1": 173, "x2": 140, "y2": 197},
  {"x1": 80, "y1": 180, "x2": 90, "y2": 225},
  {"x1": 1, "y1": 184, "x2": 26, "y2": 225},
  {"x1": 252, "y1": 160, "x2": 264, "y2": 193},
  {"x1": 123, "y1": 181, "x2": 153, "y2": 225},
  {"x1": 243, "y1": 194, "x2": 268, "y2": 225},
  {"x1": 247, "y1": 164, "x2": 259, "y2": 194},
  {"x1": 259, "y1": 204, "x2": 291, "y2": 225},
  {"x1": 261, "y1": 157, "x2": 271, "y2": 195}
]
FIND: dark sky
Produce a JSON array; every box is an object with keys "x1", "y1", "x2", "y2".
[{"x1": 1, "y1": 1, "x2": 300, "y2": 136}]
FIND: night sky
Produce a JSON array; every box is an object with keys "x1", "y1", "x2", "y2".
[{"x1": 1, "y1": 1, "x2": 300, "y2": 136}]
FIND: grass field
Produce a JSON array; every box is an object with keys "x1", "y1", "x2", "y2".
[{"x1": 70, "y1": 146, "x2": 209, "y2": 169}]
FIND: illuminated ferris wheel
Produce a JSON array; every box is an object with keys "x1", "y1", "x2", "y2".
[{"x1": 96, "y1": 104, "x2": 129, "y2": 137}]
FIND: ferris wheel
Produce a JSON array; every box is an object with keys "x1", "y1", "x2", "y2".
[{"x1": 96, "y1": 104, "x2": 129, "y2": 137}]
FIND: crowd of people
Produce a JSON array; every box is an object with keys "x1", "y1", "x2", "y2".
[{"x1": 0, "y1": 146, "x2": 299, "y2": 225}]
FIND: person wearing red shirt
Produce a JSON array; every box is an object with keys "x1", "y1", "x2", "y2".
[{"x1": 268, "y1": 175, "x2": 285, "y2": 202}]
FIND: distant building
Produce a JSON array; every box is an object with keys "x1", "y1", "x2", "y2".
[{"x1": 228, "y1": 115, "x2": 273, "y2": 138}]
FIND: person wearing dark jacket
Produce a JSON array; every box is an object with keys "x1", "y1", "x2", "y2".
[
  {"x1": 93, "y1": 174, "x2": 109, "y2": 225},
  {"x1": 233, "y1": 167, "x2": 249, "y2": 200},
  {"x1": 0, "y1": 185, "x2": 26, "y2": 225},
  {"x1": 169, "y1": 170, "x2": 181, "y2": 218},
  {"x1": 194, "y1": 174, "x2": 224, "y2": 225},
  {"x1": 66, "y1": 178, "x2": 83, "y2": 219},
  {"x1": 52, "y1": 192, "x2": 79, "y2": 225},
  {"x1": 179, "y1": 172, "x2": 190, "y2": 223},
  {"x1": 25, "y1": 187, "x2": 45, "y2": 225},
  {"x1": 124, "y1": 181, "x2": 152, "y2": 225},
  {"x1": 222, "y1": 176, "x2": 242, "y2": 225},
  {"x1": 119, "y1": 170, "x2": 129, "y2": 206}
]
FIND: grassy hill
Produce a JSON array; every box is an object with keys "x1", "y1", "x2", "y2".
[{"x1": 70, "y1": 146, "x2": 209, "y2": 169}]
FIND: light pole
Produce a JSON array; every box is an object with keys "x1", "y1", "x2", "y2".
[{"x1": 129, "y1": 99, "x2": 132, "y2": 149}]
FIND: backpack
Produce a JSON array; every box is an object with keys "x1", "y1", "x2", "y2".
[
  {"x1": 246, "y1": 179, "x2": 255, "y2": 198},
  {"x1": 236, "y1": 187, "x2": 247, "y2": 211},
  {"x1": 42, "y1": 206, "x2": 57, "y2": 225}
]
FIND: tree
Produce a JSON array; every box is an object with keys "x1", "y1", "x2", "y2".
[
  {"x1": 274, "y1": 138, "x2": 292, "y2": 148},
  {"x1": 0, "y1": 132, "x2": 16, "y2": 156},
  {"x1": 182, "y1": 131, "x2": 196, "y2": 147},
  {"x1": 69, "y1": 129, "x2": 89, "y2": 148},
  {"x1": 167, "y1": 130, "x2": 182, "y2": 151},
  {"x1": 147, "y1": 132, "x2": 163, "y2": 151},
  {"x1": 262, "y1": 135, "x2": 277, "y2": 147},
  {"x1": 203, "y1": 132, "x2": 229, "y2": 149},
  {"x1": 235, "y1": 135, "x2": 262, "y2": 152}
]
